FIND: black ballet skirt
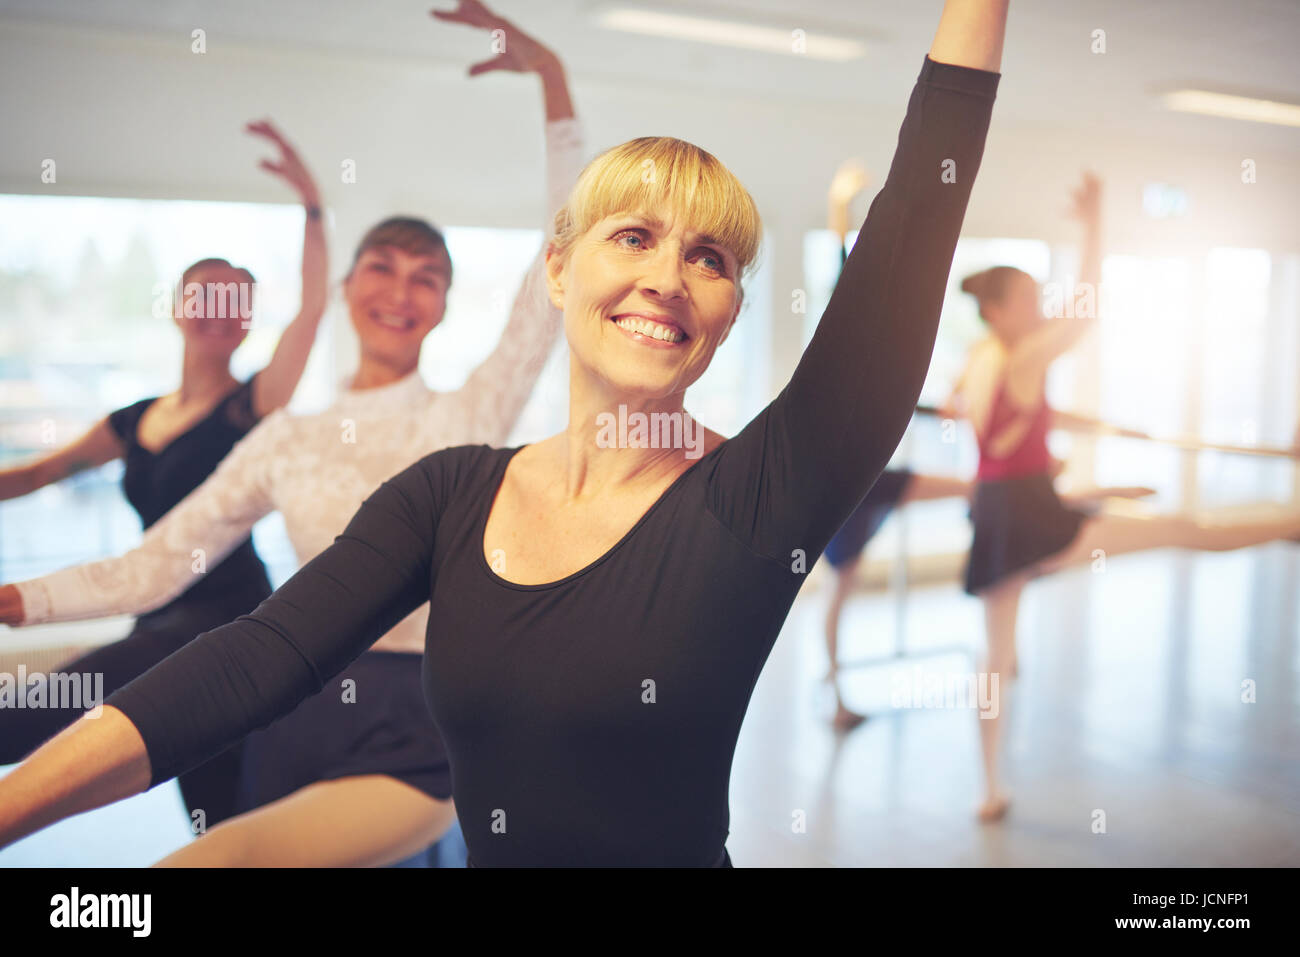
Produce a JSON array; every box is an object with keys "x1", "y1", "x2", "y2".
[{"x1": 962, "y1": 472, "x2": 1092, "y2": 596}]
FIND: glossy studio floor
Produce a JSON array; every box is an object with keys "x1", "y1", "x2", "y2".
[{"x1": 4, "y1": 541, "x2": 1296, "y2": 868}]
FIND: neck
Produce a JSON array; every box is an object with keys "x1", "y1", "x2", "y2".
[
  {"x1": 556, "y1": 364, "x2": 707, "y2": 499},
  {"x1": 350, "y1": 353, "x2": 418, "y2": 391},
  {"x1": 179, "y1": 346, "x2": 237, "y2": 402}
]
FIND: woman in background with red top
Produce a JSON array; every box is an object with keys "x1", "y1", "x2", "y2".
[{"x1": 953, "y1": 172, "x2": 1300, "y2": 823}]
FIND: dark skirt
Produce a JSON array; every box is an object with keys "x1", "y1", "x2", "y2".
[
  {"x1": 234, "y1": 650, "x2": 452, "y2": 813},
  {"x1": 823, "y1": 469, "x2": 915, "y2": 568},
  {"x1": 963, "y1": 472, "x2": 1091, "y2": 596}
]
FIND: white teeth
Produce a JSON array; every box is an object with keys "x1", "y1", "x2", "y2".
[
  {"x1": 613, "y1": 316, "x2": 684, "y2": 343},
  {"x1": 375, "y1": 313, "x2": 414, "y2": 331}
]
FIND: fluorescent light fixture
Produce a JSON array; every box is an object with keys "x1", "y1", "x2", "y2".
[
  {"x1": 595, "y1": 6, "x2": 867, "y2": 62},
  {"x1": 1162, "y1": 89, "x2": 1300, "y2": 128}
]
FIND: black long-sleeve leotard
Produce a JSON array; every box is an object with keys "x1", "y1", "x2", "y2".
[{"x1": 107, "y1": 56, "x2": 999, "y2": 866}]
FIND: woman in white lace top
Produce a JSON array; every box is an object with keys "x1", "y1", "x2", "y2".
[{"x1": 0, "y1": 0, "x2": 584, "y2": 866}]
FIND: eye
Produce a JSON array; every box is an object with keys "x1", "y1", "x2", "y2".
[
  {"x1": 367, "y1": 260, "x2": 391, "y2": 273},
  {"x1": 690, "y1": 248, "x2": 728, "y2": 276},
  {"x1": 612, "y1": 228, "x2": 649, "y2": 250}
]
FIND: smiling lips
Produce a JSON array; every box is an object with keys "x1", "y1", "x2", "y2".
[
  {"x1": 610, "y1": 313, "x2": 688, "y2": 346},
  {"x1": 372, "y1": 311, "x2": 418, "y2": 332},
  {"x1": 193, "y1": 318, "x2": 242, "y2": 337}
]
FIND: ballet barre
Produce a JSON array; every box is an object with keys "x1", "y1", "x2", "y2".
[{"x1": 913, "y1": 405, "x2": 1300, "y2": 460}]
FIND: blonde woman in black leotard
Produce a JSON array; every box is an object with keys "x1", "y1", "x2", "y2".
[{"x1": 0, "y1": 0, "x2": 1012, "y2": 867}]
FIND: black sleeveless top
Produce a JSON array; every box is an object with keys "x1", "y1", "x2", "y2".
[{"x1": 105, "y1": 375, "x2": 273, "y2": 621}]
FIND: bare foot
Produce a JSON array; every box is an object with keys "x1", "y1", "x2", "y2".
[
  {"x1": 832, "y1": 704, "x2": 867, "y2": 732},
  {"x1": 976, "y1": 793, "x2": 1012, "y2": 823}
]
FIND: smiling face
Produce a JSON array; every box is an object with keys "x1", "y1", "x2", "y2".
[
  {"x1": 544, "y1": 136, "x2": 761, "y2": 403},
  {"x1": 548, "y1": 210, "x2": 742, "y2": 399},
  {"x1": 343, "y1": 243, "x2": 452, "y2": 371},
  {"x1": 172, "y1": 261, "x2": 255, "y2": 358}
]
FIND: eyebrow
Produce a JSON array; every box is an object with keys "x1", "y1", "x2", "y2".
[
  {"x1": 367, "y1": 249, "x2": 451, "y2": 276},
  {"x1": 615, "y1": 213, "x2": 732, "y2": 258}
]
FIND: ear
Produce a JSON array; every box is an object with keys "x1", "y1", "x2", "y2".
[{"x1": 544, "y1": 242, "x2": 567, "y2": 310}]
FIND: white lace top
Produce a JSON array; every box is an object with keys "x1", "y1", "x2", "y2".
[{"x1": 14, "y1": 117, "x2": 585, "y2": 653}]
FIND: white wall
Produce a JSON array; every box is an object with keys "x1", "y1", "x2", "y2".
[{"x1": 3, "y1": 17, "x2": 1300, "y2": 394}]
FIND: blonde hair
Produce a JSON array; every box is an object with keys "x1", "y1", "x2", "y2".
[{"x1": 550, "y1": 137, "x2": 762, "y2": 281}]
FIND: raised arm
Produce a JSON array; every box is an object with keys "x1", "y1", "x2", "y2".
[
  {"x1": 1008, "y1": 171, "x2": 1102, "y2": 378},
  {"x1": 245, "y1": 120, "x2": 330, "y2": 418},
  {"x1": 0, "y1": 451, "x2": 448, "y2": 849},
  {"x1": 0, "y1": 417, "x2": 123, "y2": 501},
  {"x1": 710, "y1": 0, "x2": 1006, "y2": 558},
  {"x1": 1, "y1": 414, "x2": 282, "y2": 627},
  {"x1": 433, "y1": 0, "x2": 584, "y2": 442}
]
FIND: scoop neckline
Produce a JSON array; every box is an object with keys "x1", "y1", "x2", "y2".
[
  {"x1": 475, "y1": 442, "x2": 724, "y2": 592},
  {"x1": 134, "y1": 377, "x2": 249, "y2": 457}
]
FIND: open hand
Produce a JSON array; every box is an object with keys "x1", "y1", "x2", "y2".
[
  {"x1": 246, "y1": 119, "x2": 320, "y2": 208},
  {"x1": 1067, "y1": 171, "x2": 1101, "y2": 224},
  {"x1": 432, "y1": 1, "x2": 558, "y2": 76}
]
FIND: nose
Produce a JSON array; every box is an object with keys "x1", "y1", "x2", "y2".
[{"x1": 638, "y1": 244, "x2": 687, "y2": 301}]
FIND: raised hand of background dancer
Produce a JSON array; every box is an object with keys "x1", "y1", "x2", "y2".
[
  {"x1": 243, "y1": 118, "x2": 329, "y2": 415},
  {"x1": 433, "y1": 0, "x2": 559, "y2": 75},
  {"x1": 246, "y1": 119, "x2": 321, "y2": 209},
  {"x1": 1067, "y1": 170, "x2": 1102, "y2": 225},
  {"x1": 1068, "y1": 170, "x2": 1103, "y2": 296},
  {"x1": 430, "y1": 1, "x2": 574, "y2": 121},
  {"x1": 827, "y1": 159, "x2": 870, "y2": 242}
]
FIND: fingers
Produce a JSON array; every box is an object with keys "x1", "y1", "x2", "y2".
[
  {"x1": 431, "y1": 0, "x2": 498, "y2": 29},
  {"x1": 467, "y1": 55, "x2": 509, "y2": 76},
  {"x1": 245, "y1": 119, "x2": 287, "y2": 146}
]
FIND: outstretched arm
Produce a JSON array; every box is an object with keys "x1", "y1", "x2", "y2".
[
  {"x1": 1, "y1": 415, "x2": 281, "y2": 627},
  {"x1": 246, "y1": 120, "x2": 330, "y2": 417},
  {"x1": 0, "y1": 704, "x2": 151, "y2": 848},
  {"x1": 0, "y1": 451, "x2": 448, "y2": 849},
  {"x1": 0, "y1": 417, "x2": 123, "y2": 501},
  {"x1": 433, "y1": 1, "x2": 584, "y2": 443}
]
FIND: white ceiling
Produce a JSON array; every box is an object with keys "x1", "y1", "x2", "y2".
[{"x1": 4, "y1": 0, "x2": 1300, "y2": 153}]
